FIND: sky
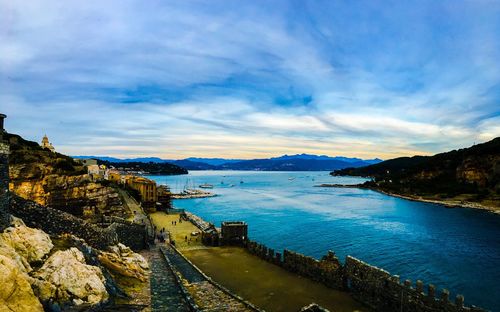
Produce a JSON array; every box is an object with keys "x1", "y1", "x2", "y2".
[{"x1": 1, "y1": 0, "x2": 499, "y2": 160}]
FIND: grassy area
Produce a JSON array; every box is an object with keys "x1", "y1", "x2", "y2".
[
  {"x1": 183, "y1": 247, "x2": 368, "y2": 312},
  {"x1": 149, "y1": 212, "x2": 203, "y2": 249}
]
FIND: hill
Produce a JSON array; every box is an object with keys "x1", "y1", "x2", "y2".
[
  {"x1": 332, "y1": 138, "x2": 500, "y2": 211},
  {"x1": 5, "y1": 132, "x2": 128, "y2": 218}
]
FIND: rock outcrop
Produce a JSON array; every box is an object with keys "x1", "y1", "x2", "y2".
[
  {"x1": 0, "y1": 217, "x2": 53, "y2": 264},
  {"x1": 0, "y1": 220, "x2": 52, "y2": 311},
  {"x1": 32, "y1": 247, "x2": 109, "y2": 305},
  {"x1": 6, "y1": 132, "x2": 128, "y2": 219},
  {"x1": 0, "y1": 254, "x2": 44, "y2": 312},
  {"x1": 98, "y1": 243, "x2": 149, "y2": 282}
]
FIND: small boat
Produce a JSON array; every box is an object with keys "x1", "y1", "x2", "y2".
[
  {"x1": 199, "y1": 184, "x2": 214, "y2": 189},
  {"x1": 288, "y1": 177, "x2": 295, "y2": 181}
]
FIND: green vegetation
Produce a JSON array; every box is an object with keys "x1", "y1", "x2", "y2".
[
  {"x1": 332, "y1": 137, "x2": 500, "y2": 208},
  {"x1": 5, "y1": 132, "x2": 86, "y2": 176},
  {"x1": 98, "y1": 160, "x2": 188, "y2": 175}
]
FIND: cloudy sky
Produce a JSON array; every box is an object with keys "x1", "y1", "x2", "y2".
[{"x1": 1, "y1": 1, "x2": 499, "y2": 159}]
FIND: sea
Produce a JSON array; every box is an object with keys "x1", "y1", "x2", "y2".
[{"x1": 145, "y1": 171, "x2": 500, "y2": 311}]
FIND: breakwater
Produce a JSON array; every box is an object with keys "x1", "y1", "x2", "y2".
[{"x1": 246, "y1": 240, "x2": 486, "y2": 312}]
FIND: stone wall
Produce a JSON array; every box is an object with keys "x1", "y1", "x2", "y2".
[
  {"x1": 245, "y1": 240, "x2": 344, "y2": 289},
  {"x1": 344, "y1": 256, "x2": 486, "y2": 312},
  {"x1": 100, "y1": 216, "x2": 148, "y2": 251},
  {"x1": 0, "y1": 142, "x2": 9, "y2": 231},
  {"x1": 10, "y1": 195, "x2": 118, "y2": 250},
  {"x1": 245, "y1": 240, "x2": 486, "y2": 312}
]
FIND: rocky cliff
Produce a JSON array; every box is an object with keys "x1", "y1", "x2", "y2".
[{"x1": 6, "y1": 132, "x2": 129, "y2": 219}]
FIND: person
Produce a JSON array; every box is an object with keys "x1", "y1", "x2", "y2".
[{"x1": 185, "y1": 235, "x2": 188, "y2": 241}]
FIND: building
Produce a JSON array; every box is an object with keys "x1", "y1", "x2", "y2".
[
  {"x1": 87, "y1": 164, "x2": 106, "y2": 181},
  {"x1": 221, "y1": 221, "x2": 248, "y2": 245},
  {"x1": 105, "y1": 169, "x2": 122, "y2": 183},
  {"x1": 157, "y1": 185, "x2": 173, "y2": 211},
  {"x1": 40, "y1": 134, "x2": 55, "y2": 152},
  {"x1": 125, "y1": 176, "x2": 158, "y2": 212}
]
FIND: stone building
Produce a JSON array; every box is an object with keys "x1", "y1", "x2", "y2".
[
  {"x1": 87, "y1": 164, "x2": 106, "y2": 181},
  {"x1": 221, "y1": 221, "x2": 248, "y2": 245},
  {"x1": 125, "y1": 176, "x2": 158, "y2": 212},
  {"x1": 40, "y1": 134, "x2": 55, "y2": 152},
  {"x1": 157, "y1": 185, "x2": 173, "y2": 211},
  {"x1": 105, "y1": 169, "x2": 121, "y2": 183}
]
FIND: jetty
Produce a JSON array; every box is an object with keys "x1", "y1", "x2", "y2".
[{"x1": 171, "y1": 189, "x2": 217, "y2": 199}]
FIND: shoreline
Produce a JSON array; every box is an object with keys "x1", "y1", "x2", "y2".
[{"x1": 316, "y1": 183, "x2": 500, "y2": 214}]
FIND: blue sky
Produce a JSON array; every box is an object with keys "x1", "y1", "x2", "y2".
[{"x1": 1, "y1": 0, "x2": 499, "y2": 159}]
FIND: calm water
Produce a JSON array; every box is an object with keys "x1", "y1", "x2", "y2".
[{"x1": 146, "y1": 171, "x2": 500, "y2": 311}]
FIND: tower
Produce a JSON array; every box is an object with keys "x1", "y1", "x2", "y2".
[
  {"x1": 41, "y1": 134, "x2": 55, "y2": 152},
  {"x1": 0, "y1": 113, "x2": 10, "y2": 231}
]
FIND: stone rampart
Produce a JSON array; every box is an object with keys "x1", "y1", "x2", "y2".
[
  {"x1": 246, "y1": 240, "x2": 344, "y2": 289},
  {"x1": 344, "y1": 256, "x2": 486, "y2": 312},
  {"x1": 245, "y1": 240, "x2": 487, "y2": 312}
]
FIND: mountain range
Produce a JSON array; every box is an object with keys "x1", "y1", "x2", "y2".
[{"x1": 73, "y1": 154, "x2": 383, "y2": 171}]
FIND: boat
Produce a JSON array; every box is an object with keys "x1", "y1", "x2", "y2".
[
  {"x1": 288, "y1": 177, "x2": 295, "y2": 181},
  {"x1": 199, "y1": 184, "x2": 214, "y2": 189}
]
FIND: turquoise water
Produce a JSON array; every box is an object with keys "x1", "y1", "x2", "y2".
[{"x1": 146, "y1": 171, "x2": 500, "y2": 311}]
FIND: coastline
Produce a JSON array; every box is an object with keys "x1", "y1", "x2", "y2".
[{"x1": 316, "y1": 183, "x2": 500, "y2": 214}]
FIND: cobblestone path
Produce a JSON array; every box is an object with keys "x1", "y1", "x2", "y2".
[
  {"x1": 150, "y1": 246, "x2": 191, "y2": 312},
  {"x1": 161, "y1": 245, "x2": 257, "y2": 312}
]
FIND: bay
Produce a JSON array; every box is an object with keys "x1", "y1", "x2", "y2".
[{"x1": 146, "y1": 171, "x2": 500, "y2": 311}]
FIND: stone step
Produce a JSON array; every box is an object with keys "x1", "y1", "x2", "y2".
[{"x1": 150, "y1": 246, "x2": 191, "y2": 312}]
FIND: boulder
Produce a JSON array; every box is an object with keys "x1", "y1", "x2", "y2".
[
  {"x1": 0, "y1": 254, "x2": 43, "y2": 312},
  {"x1": 0, "y1": 239, "x2": 31, "y2": 273},
  {"x1": 98, "y1": 243, "x2": 149, "y2": 282},
  {"x1": 0, "y1": 220, "x2": 53, "y2": 263},
  {"x1": 33, "y1": 247, "x2": 108, "y2": 305}
]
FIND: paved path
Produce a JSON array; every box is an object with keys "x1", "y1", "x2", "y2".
[
  {"x1": 161, "y1": 245, "x2": 258, "y2": 312},
  {"x1": 150, "y1": 246, "x2": 191, "y2": 312}
]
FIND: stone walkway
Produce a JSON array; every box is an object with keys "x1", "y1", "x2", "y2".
[
  {"x1": 150, "y1": 246, "x2": 191, "y2": 312},
  {"x1": 161, "y1": 245, "x2": 258, "y2": 312}
]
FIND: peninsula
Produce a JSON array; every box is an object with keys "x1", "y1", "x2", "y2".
[{"x1": 330, "y1": 138, "x2": 500, "y2": 213}]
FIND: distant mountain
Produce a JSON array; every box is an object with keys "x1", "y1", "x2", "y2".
[
  {"x1": 73, "y1": 154, "x2": 382, "y2": 171},
  {"x1": 218, "y1": 158, "x2": 358, "y2": 171},
  {"x1": 185, "y1": 157, "x2": 243, "y2": 166},
  {"x1": 272, "y1": 153, "x2": 382, "y2": 164},
  {"x1": 332, "y1": 138, "x2": 500, "y2": 210}
]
